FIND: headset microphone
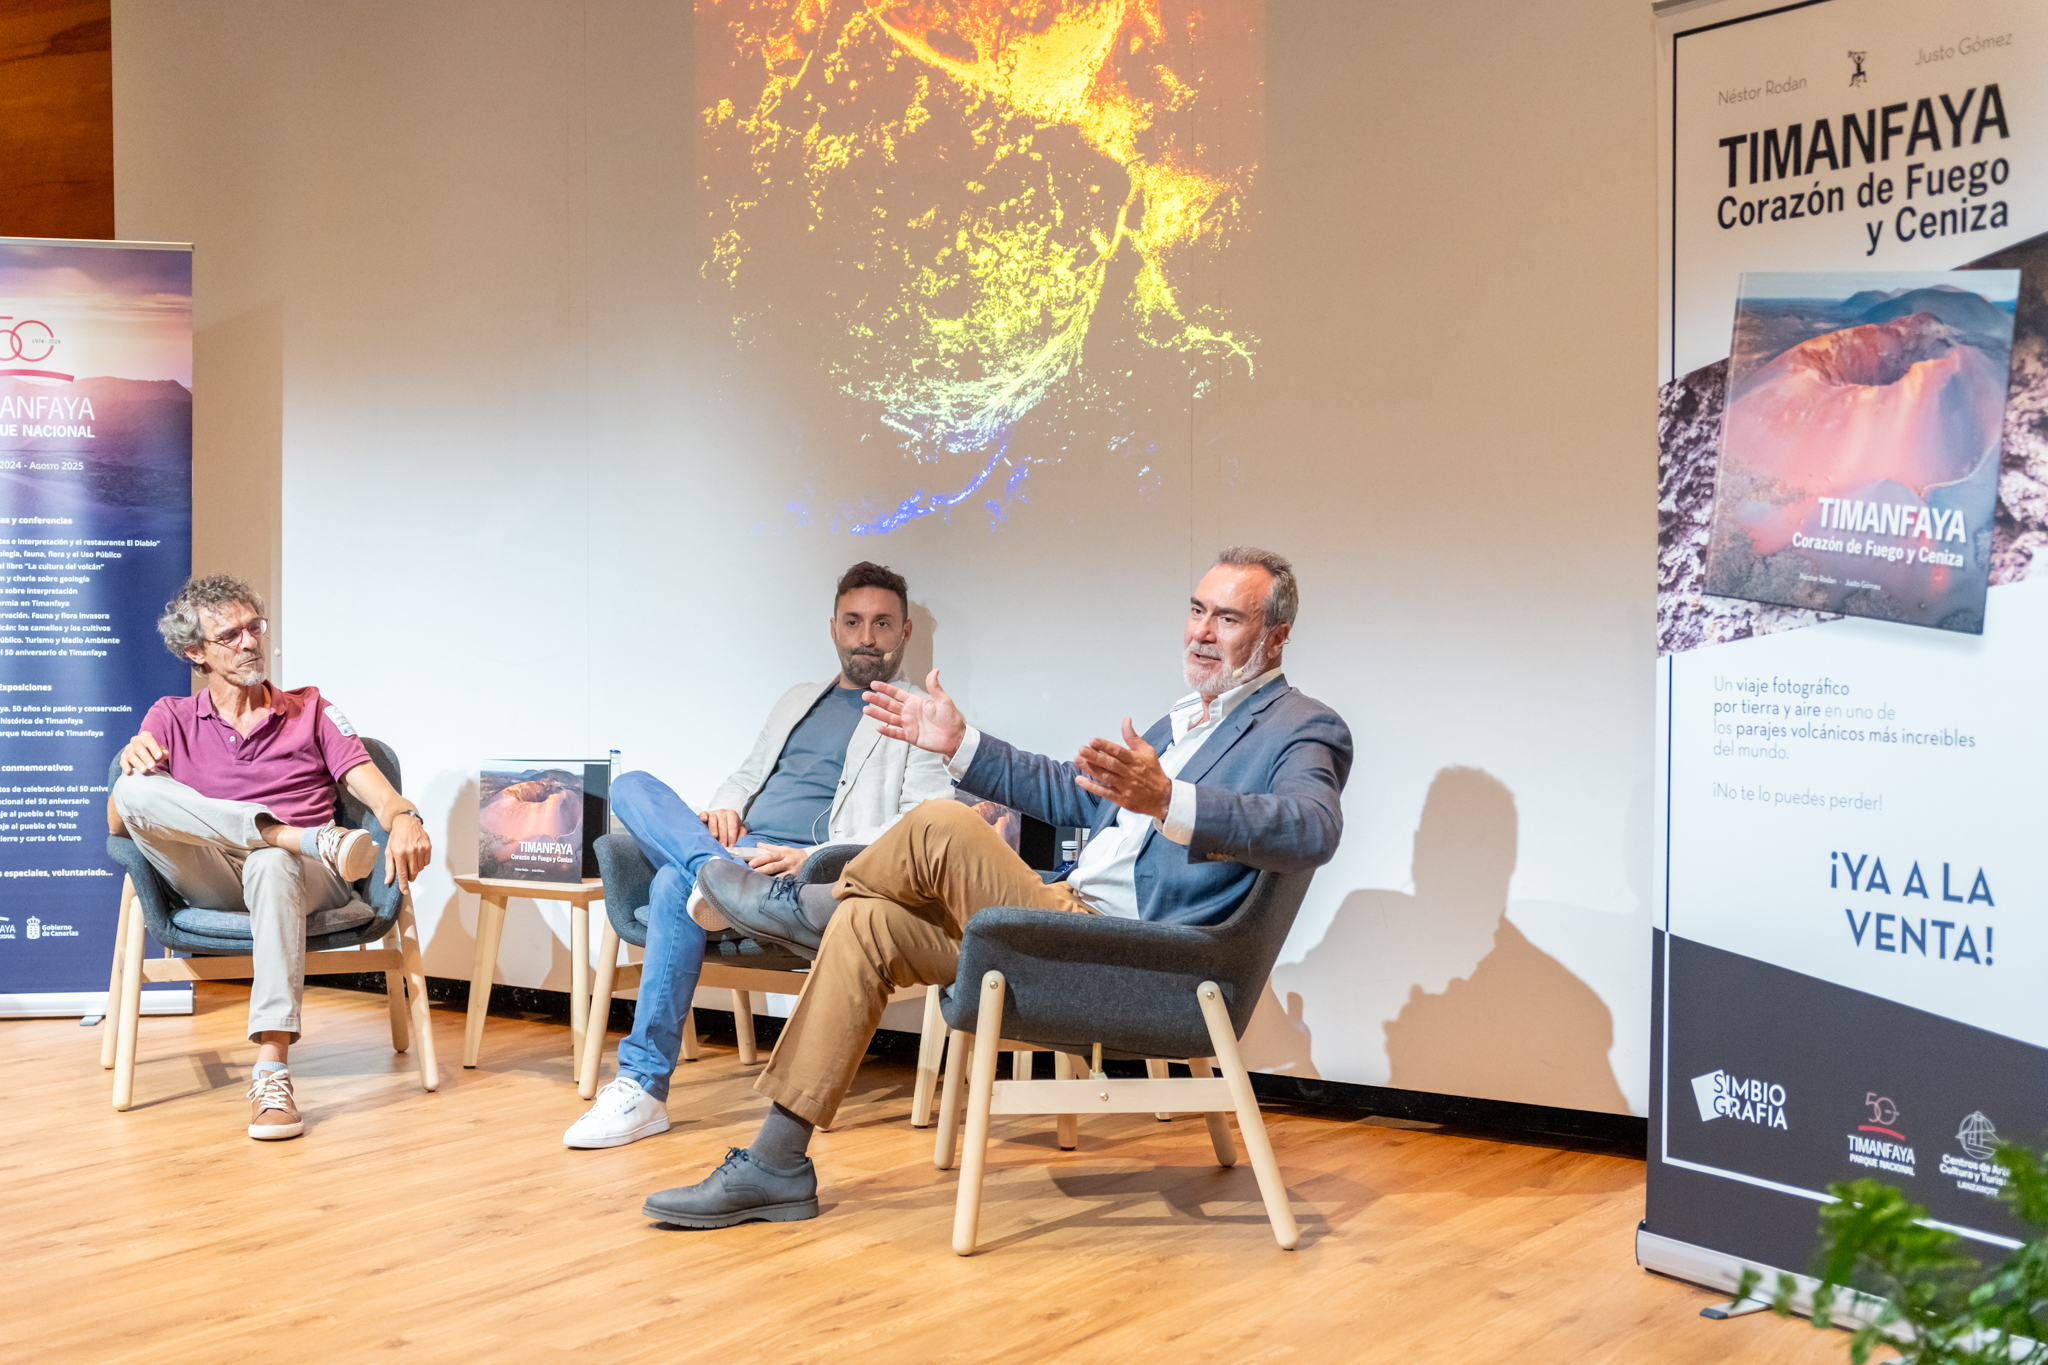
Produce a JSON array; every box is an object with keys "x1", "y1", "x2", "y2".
[{"x1": 1229, "y1": 629, "x2": 1276, "y2": 681}]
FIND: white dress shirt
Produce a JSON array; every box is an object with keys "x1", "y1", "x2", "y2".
[{"x1": 946, "y1": 668, "x2": 1283, "y2": 919}]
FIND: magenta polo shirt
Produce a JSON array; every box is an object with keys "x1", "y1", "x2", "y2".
[{"x1": 138, "y1": 684, "x2": 372, "y2": 828}]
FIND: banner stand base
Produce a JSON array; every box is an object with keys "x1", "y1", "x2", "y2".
[
  {"x1": 0, "y1": 989, "x2": 192, "y2": 1019},
  {"x1": 1635, "y1": 1227, "x2": 1836, "y2": 1323}
]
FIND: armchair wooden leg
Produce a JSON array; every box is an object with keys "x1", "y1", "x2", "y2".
[
  {"x1": 681, "y1": 1007, "x2": 700, "y2": 1061},
  {"x1": 398, "y1": 903, "x2": 439, "y2": 1092},
  {"x1": 1147, "y1": 1058, "x2": 1173, "y2": 1120},
  {"x1": 383, "y1": 927, "x2": 411, "y2": 1055},
  {"x1": 952, "y1": 971, "x2": 1007, "y2": 1257},
  {"x1": 1053, "y1": 1050, "x2": 1078, "y2": 1151},
  {"x1": 100, "y1": 876, "x2": 136, "y2": 1070},
  {"x1": 579, "y1": 919, "x2": 622, "y2": 1099},
  {"x1": 1012, "y1": 1048, "x2": 1034, "y2": 1083},
  {"x1": 110, "y1": 890, "x2": 148, "y2": 1110},
  {"x1": 462, "y1": 892, "x2": 507, "y2": 1068},
  {"x1": 731, "y1": 989, "x2": 757, "y2": 1064},
  {"x1": 1191, "y1": 1058, "x2": 1237, "y2": 1167},
  {"x1": 910, "y1": 984, "x2": 943, "y2": 1127},
  {"x1": 933, "y1": 1027, "x2": 969, "y2": 1170},
  {"x1": 569, "y1": 903, "x2": 590, "y2": 1065},
  {"x1": 1198, "y1": 981, "x2": 1295, "y2": 1250}
]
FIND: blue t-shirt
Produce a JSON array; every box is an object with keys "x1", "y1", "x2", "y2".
[{"x1": 744, "y1": 685, "x2": 865, "y2": 846}]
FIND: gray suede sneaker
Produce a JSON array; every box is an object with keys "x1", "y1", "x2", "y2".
[
  {"x1": 642, "y1": 1146, "x2": 820, "y2": 1228},
  {"x1": 695, "y1": 861, "x2": 838, "y2": 958}
]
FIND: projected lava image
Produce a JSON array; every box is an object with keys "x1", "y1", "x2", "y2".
[{"x1": 699, "y1": 0, "x2": 1262, "y2": 532}]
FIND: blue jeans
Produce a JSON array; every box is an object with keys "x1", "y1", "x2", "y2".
[{"x1": 608, "y1": 770, "x2": 756, "y2": 1101}]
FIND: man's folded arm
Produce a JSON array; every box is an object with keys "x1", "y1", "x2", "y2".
[
  {"x1": 956, "y1": 731, "x2": 1104, "y2": 831},
  {"x1": 1183, "y1": 724, "x2": 1351, "y2": 873}
]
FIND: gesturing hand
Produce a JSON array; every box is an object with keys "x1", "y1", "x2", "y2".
[
  {"x1": 1074, "y1": 718, "x2": 1172, "y2": 820},
  {"x1": 864, "y1": 669, "x2": 967, "y2": 759}
]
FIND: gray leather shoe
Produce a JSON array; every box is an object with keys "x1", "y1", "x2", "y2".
[
  {"x1": 697, "y1": 860, "x2": 838, "y2": 958},
  {"x1": 643, "y1": 1147, "x2": 819, "y2": 1228}
]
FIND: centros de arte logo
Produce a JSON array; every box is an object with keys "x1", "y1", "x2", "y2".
[
  {"x1": 1692, "y1": 1069, "x2": 1789, "y2": 1129},
  {"x1": 1958, "y1": 1110, "x2": 1998, "y2": 1160},
  {"x1": 1942, "y1": 1112, "x2": 2010, "y2": 1197}
]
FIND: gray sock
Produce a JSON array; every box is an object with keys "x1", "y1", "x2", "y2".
[
  {"x1": 253, "y1": 1060, "x2": 287, "y2": 1078},
  {"x1": 797, "y1": 882, "x2": 838, "y2": 932},
  {"x1": 747, "y1": 1103, "x2": 814, "y2": 1171}
]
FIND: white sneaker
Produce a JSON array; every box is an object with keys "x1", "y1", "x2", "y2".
[
  {"x1": 687, "y1": 883, "x2": 730, "y2": 932},
  {"x1": 563, "y1": 1076, "x2": 671, "y2": 1149}
]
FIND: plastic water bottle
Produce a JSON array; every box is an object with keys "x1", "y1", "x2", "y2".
[{"x1": 608, "y1": 749, "x2": 625, "y2": 833}]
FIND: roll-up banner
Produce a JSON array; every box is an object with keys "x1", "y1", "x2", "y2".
[
  {"x1": 1648, "y1": 0, "x2": 2048, "y2": 1290},
  {"x1": 0, "y1": 239, "x2": 193, "y2": 1017}
]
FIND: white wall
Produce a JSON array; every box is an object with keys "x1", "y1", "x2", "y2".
[{"x1": 115, "y1": 0, "x2": 1659, "y2": 1113}]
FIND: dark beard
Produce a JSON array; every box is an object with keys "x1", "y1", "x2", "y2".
[{"x1": 842, "y1": 652, "x2": 892, "y2": 687}]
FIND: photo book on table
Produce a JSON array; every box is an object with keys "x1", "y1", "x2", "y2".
[
  {"x1": 1702, "y1": 268, "x2": 2021, "y2": 634},
  {"x1": 477, "y1": 759, "x2": 611, "y2": 883}
]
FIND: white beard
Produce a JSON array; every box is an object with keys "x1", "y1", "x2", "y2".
[{"x1": 1185, "y1": 635, "x2": 1266, "y2": 698}]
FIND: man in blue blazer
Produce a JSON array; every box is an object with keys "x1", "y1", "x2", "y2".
[{"x1": 646, "y1": 546, "x2": 1353, "y2": 1228}]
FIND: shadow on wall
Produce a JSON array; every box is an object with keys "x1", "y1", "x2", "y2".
[
  {"x1": 901, "y1": 598, "x2": 937, "y2": 686},
  {"x1": 421, "y1": 776, "x2": 479, "y2": 980},
  {"x1": 1252, "y1": 766, "x2": 1630, "y2": 1112}
]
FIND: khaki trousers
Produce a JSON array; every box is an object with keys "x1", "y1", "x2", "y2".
[
  {"x1": 111, "y1": 774, "x2": 356, "y2": 1042},
  {"x1": 757, "y1": 799, "x2": 1088, "y2": 1126}
]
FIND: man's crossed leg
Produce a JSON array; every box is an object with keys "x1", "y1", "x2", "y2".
[
  {"x1": 562, "y1": 770, "x2": 757, "y2": 1149},
  {"x1": 112, "y1": 774, "x2": 363, "y2": 1139},
  {"x1": 644, "y1": 799, "x2": 1087, "y2": 1227}
]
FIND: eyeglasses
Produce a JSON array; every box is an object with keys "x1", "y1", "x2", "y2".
[{"x1": 204, "y1": 618, "x2": 267, "y2": 648}]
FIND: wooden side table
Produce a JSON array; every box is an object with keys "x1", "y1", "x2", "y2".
[{"x1": 451, "y1": 874, "x2": 604, "y2": 1069}]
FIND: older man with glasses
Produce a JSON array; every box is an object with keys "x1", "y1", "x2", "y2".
[{"x1": 106, "y1": 573, "x2": 432, "y2": 1142}]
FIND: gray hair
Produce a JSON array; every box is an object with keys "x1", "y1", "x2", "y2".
[
  {"x1": 1216, "y1": 546, "x2": 1298, "y2": 628},
  {"x1": 159, "y1": 574, "x2": 265, "y2": 665}
]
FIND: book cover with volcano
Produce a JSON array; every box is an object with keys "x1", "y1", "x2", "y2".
[
  {"x1": 479, "y1": 762, "x2": 587, "y2": 883},
  {"x1": 1702, "y1": 270, "x2": 2021, "y2": 633}
]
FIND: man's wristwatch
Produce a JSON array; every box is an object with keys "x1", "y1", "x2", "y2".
[{"x1": 394, "y1": 808, "x2": 424, "y2": 825}]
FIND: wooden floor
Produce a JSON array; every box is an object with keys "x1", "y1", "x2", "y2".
[{"x1": 2, "y1": 983, "x2": 1864, "y2": 1364}]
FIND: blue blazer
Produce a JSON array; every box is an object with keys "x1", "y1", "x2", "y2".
[{"x1": 958, "y1": 675, "x2": 1352, "y2": 926}]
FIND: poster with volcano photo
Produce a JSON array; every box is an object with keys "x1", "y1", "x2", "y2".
[
  {"x1": 1701, "y1": 270, "x2": 2021, "y2": 633},
  {"x1": 477, "y1": 762, "x2": 586, "y2": 883}
]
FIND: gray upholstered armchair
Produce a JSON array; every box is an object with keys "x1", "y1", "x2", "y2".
[
  {"x1": 931, "y1": 866, "x2": 1318, "y2": 1255},
  {"x1": 579, "y1": 832, "x2": 941, "y2": 1108},
  {"x1": 99, "y1": 737, "x2": 438, "y2": 1109}
]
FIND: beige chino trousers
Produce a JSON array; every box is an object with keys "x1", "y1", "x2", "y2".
[{"x1": 756, "y1": 798, "x2": 1091, "y2": 1126}]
